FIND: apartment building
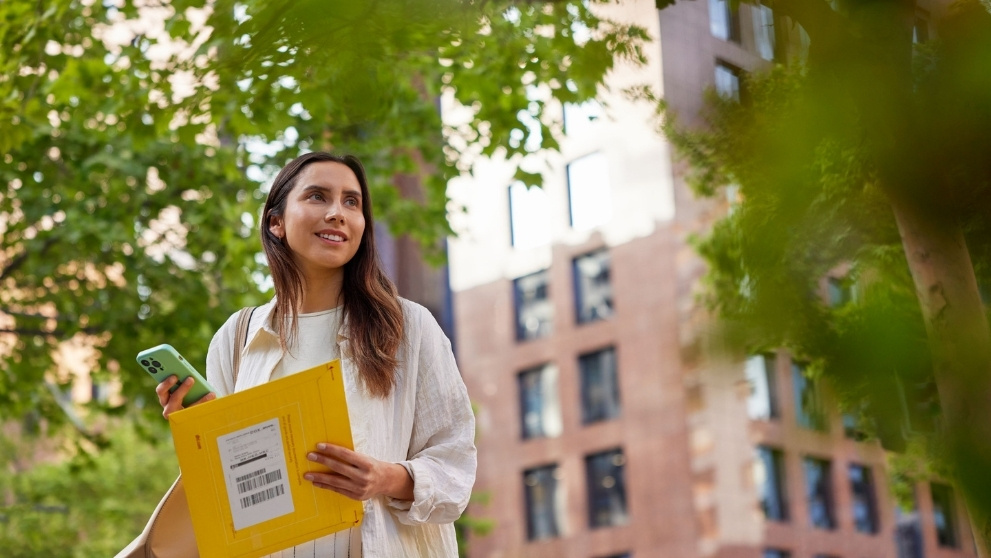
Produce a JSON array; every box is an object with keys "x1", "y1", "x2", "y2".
[{"x1": 445, "y1": 1, "x2": 977, "y2": 557}]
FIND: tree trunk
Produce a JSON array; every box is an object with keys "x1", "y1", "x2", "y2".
[{"x1": 892, "y1": 196, "x2": 991, "y2": 558}]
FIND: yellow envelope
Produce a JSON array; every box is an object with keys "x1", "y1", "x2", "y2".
[{"x1": 169, "y1": 360, "x2": 362, "y2": 558}]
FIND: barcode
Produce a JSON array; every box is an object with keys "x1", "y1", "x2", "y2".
[
  {"x1": 240, "y1": 485, "x2": 285, "y2": 509},
  {"x1": 236, "y1": 468, "x2": 267, "y2": 484},
  {"x1": 236, "y1": 470, "x2": 283, "y2": 494}
]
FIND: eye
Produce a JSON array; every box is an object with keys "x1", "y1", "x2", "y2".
[
  {"x1": 307, "y1": 191, "x2": 325, "y2": 202},
  {"x1": 345, "y1": 196, "x2": 360, "y2": 207}
]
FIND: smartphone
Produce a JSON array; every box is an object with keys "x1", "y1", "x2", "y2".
[{"x1": 137, "y1": 344, "x2": 217, "y2": 407}]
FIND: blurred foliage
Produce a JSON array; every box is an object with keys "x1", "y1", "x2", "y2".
[
  {"x1": 0, "y1": 419, "x2": 179, "y2": 557},
  {"x1": 661, "y1": 0, "x2": 991, "y2": 537}
]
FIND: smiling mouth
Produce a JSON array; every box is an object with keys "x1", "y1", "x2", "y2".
[{"x1": 317, "y1": 233, "x2": 345, "y2": 242}]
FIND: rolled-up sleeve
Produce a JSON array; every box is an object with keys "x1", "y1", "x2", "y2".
[{"x1": 388, "y1": 306, "x2": 476, "y2": 525}]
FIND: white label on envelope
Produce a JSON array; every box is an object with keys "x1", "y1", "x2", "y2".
[{"x1": 217, "y1": 417, "x2": 294, "y2": 530}]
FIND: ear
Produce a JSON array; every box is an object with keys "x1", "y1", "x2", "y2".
[{"x1": 268, "y1": 213, "x2": 285, "y2": 239}]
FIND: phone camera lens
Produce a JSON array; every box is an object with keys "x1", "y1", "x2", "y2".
[
  {"x1": 140, "y1": 359, "x2": 150, "y2": 366},
  {"x1": 147, "y1": 367, "x2": 157, "y2": 374},
  {"x1": 152, "y1": 360, "x2": 162, "y2": 368}
]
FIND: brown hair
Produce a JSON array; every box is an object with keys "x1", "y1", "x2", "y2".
[{"x1": 260, "y1": 152, "x2": 404, "y2": 397}]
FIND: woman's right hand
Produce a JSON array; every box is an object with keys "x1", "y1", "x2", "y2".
[{"x1": 155, "y1": 376, "x2": 216, "y2": 419}]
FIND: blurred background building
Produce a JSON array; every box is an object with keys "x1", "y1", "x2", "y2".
[{"x1": 442, "y1": 0, "x2": 978, "y2": 557}]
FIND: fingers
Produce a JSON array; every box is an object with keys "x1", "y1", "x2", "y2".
[
  {"x1": 189, "y1": 392, "x2": 217, "y2": 407},
  {"x1": 305, "y1": 444, "x2": 376, "y2": 500},
  {"x1": 158, "y1": 376, "x2": 194, "y2": 419}
]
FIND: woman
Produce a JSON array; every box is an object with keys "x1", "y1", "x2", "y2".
[{"x1": 157, "y1": 152, "x2": 477, "y2": 557}]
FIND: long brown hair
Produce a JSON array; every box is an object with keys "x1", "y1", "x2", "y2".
[{"x1": 260, "y1": 152, "x2": 404, "y2": 397}]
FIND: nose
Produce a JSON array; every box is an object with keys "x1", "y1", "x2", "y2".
[{"x1": 324, "y1": 201, "x2": 344, "y2": 222}]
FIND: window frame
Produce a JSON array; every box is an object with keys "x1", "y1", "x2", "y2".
[
  {"x1": 513, "y1": 269, "x2": 553, "y2": 342},
  {"x1": 573, "y1": 248, "x2": 614, "y2": 324},
  {"x1": 523, "y1": 463, "x2": 564, "y2": 541},
  {"x1": 585, "y1": 448, "x2": 630, "y2": 529},
  {"x1": 578, "y1": 346, "x2": 622, "y2": 425}
]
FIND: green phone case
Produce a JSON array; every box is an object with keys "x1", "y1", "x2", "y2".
[{"x1": 136, "y1": 344, "x2": 217, "y2": 407}]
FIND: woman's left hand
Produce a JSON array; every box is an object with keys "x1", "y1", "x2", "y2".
[{"x1": 304, "y1": 443, "x2": 414, "y2": 501}]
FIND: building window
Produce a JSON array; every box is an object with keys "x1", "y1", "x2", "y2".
[
  {"x1": 793, "y1": 362, "x2": 827, "y2": 431},
  {"x1": 849, "y1": 464, "x2": 879, "y2": 534},
  {"x1": 827, "y1": 276, "x2": 856, "y2": 306},
  {"x1": 524, "y1": 464, "x2": 564, "y2": 541},
  {"x1": 709, "y1": 0, "x2": 740, "y2": 42},
  {"x1": 803, "y1": 456, "x2": 836, "y2": 529},
  {"x1": 931, "y1": 482, "x2": 959, "y2": 548},
  {"x1": 752, "y1": 4, "x2": 776, "y2": 61},
  {"x1": 895, "y1": 487, "x2": 924, "y2": 558},
  {"x1": 514, "y1": 269, "x2": 552, "y2": 341},
  {"x1": 755, "y1": 446, "x2": 788, "y2": 521},
  {"x1": 745, "y1": 354, "x2": 779, "y2": 420},
  {"x1": 567, "y1": 152, "x2": 611, "y2": 231},
  {"x1": 518, "y1": 364, "x2": 562, "y2": 440},
  {"x1": 763, "y1": 549, "x2": 791, "y2": 558},
  {"x1": 509, "y1": 181, "x2": 551, "y2": 250},
  {"x1": 586, "y1": 449, "x2": 629, "y2": 528},
  {"x1": 574, "y1": 249, "x2": 613, "y2": 323},
  {"x1": 579, "y1": 347, "x2": 621, "y2": 424},
  {"x1": 714, "y1": 61, "x2": 743, "y2": 101},
  {"x1": 564, "y1": 99, "x2": 603, "y2": 136}
]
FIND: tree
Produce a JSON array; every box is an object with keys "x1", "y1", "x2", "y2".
[
  {"x1": 661, "y1": 0, "x2": 991, "y2": 551},
  {"x1": 0, "y1": 420, "x2": 180, "y2": 557},
  {"x1": 0, "y1": 0, "x2": 648, "y2": 426}
]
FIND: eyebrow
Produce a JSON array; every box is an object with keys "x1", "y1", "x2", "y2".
[{"x1": 300, "y1": 184, "x2": 362, "y2": 199}]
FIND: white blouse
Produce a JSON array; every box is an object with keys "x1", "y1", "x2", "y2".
[{"x1": 206, "y1": 298, "x2": 476, "y2": 557}]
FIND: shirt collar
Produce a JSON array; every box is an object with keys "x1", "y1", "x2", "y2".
[{"x1": 246, "y1": 297, "x2": 349, "y2": 346}]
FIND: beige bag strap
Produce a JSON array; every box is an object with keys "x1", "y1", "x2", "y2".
[{"x1": 231, "y1": 307, "x2": 256, "y2": 386}]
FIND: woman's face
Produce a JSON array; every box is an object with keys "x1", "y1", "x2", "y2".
[{"x1": 269, "y1": 161, "x2": 366, "y2": 282}]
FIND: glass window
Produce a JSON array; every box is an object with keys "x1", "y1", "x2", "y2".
[
  {"x1": 931, "y1": 482, "x2": 959, "y2": 548},
  {"x1": 849, "y1": 464, "x2": 879, "y2": 534},
  {"x1": 579, "y1": 347, "x2": 621, "y2": 424},
  {"x1": 524, "y1": 464, "x2": 564, "y2": 541},
  {"x1": 518, "y1": 364, "x2": 562, "y2": 440},
  {"x1": 508, "y1": 181, "x2": 551, "y2": 250},
  {"x1": 574, "y1": 249, "x2": 613, "y2": 323},
  {"x1": 566, "y1": 152, "x2": 611, "y2": 231},
  {"x1": 709, "y1": 0, "x2": 741, "y2": 42},
  {"x1": 745, "y1": 354, "x2": 779, "y2": 420},
  {"x1": 755, "y1": 446, "x2": 788, "y2": 521},
  {"x1": 586, "y1": 449, "x2": 629, "y2": 528},
  {"x1": 793, "y1": 363, "x2": 827, "y2": 431},
  {"x1": 763, "y1": 549, "x2": 791, "y2": 558},
  {"x1": 753, "y1": 4, "x2": 776, "y2": 61},
  {"x1": 803, "y1": 456, "x2": 836, "y2": 529},
  {"x1": 715, "y1": 62, "x2": 742, "y2": 101},
  {"x1": 827, "y1": 276, "x2": 856, "y2": 307},
  {"x1": 895, "y1": 487, "x2": 924, "y2": 558},
  {"x1": 514, "y1": 270, "x2": 552, "y2": 341}
]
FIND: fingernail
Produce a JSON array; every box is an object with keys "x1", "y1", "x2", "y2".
[
  {"x1": 317, "y1": 443, "x2": 327, "y2": 451},
  {"x1": 307, "y1": 453, "x2": 317, "y2": 461},
  {"x1": 304, "y1": 474, "x2": 314, "y2": 481}
]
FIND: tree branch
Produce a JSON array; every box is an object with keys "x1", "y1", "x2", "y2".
[{"x1": 0, "y1": 237, "x2": 58, "y2": 281}]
